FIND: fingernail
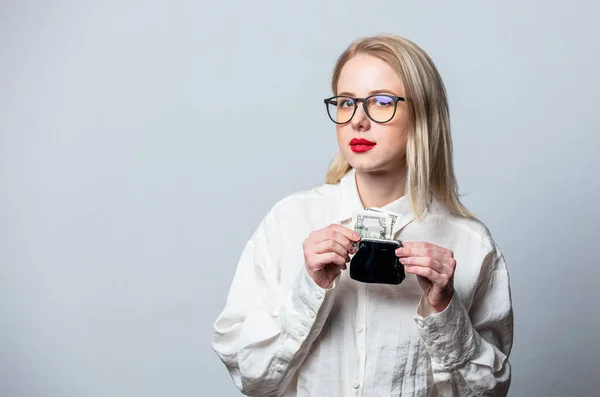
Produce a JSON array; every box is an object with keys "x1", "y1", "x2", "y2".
[{"x1": 396, "y1": 248, "x2": 403, "y2": 255}]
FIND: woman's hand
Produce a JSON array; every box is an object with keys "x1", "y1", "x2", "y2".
[
  {"x1": 395, "y1": 242, "x2": 456, "y2": 313},
  {"x1": 303, "y1": 224, "x2": 361, "y2": 289}
]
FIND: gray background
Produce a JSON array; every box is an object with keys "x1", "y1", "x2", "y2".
[{"x1": 1, "y1": 0, "x2": 598, "y2": 396}]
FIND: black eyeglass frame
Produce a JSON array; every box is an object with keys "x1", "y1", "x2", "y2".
[{"x1": 323, "y1": 94, "x2": 406, "y2": 124}]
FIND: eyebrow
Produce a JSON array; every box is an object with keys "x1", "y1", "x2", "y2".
[{"x1": 337, "y1": 89, "x2": 401, "y2": 97}]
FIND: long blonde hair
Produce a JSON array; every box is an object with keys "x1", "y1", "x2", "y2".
[{"x1": 325, "y1": 34, "x2": 473, "y2": 220}]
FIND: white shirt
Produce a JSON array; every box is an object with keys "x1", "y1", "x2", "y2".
[{"x1": 211, "y1": 169, "x2": 513, "y2": 397}]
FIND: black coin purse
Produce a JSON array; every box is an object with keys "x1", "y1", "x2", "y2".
[{"x1": 349, "y1": 238, "x2": 405, "y2": 284}]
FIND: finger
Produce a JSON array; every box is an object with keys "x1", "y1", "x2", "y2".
[
  {"x1": 396, "y1": 247, "x2": 447, "y2": 266},
  {"x1": 313, "y1": 228, "x2": 356, "y2": 253},
  {"x1": 400, "y1": 242, "x2": 454, "y2": 258},
  {"x1": 399, "y1": 256, "x2": 452, "y2": 276},
  {"x1": 328, "y1": 224, "x2": 362, "y2": 242},
  {"x1": 317, "y1": 252, "x2": 348, "y2": 269},
  {"x1": 396, "y1": 246, "x2": 456, "y2": 271},
  {"x1": 404, "y1": 265, "x2": 448, "y2": 286},
  {"x1": 313, "y1": 239, "x2": 351, "y2": 261}
]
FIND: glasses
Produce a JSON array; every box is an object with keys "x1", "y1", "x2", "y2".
[{"x1": 324, "y1": 94, "x2": 406, "y2": 124}]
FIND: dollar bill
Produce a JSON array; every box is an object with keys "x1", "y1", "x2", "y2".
[
  {"x1": 353, "y1": 208, "x2": 401, "y2": 240},
  {"x1": 352, "y1": 210, "x2": 387, "y2": 239},
  {"x1": 387, "y1": 212, "x2": 400, "y2": 239}
]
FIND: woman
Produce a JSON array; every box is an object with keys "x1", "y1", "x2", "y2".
[{"x1": 211, "y1": 34, "x2": 513, "y2": 397}]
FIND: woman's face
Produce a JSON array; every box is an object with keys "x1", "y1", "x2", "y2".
[{"x1": 335, "y1": 54, "x2": 411, "y2": 174}]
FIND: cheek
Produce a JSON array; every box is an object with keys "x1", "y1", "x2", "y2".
[
  {"x1": 335, "y1": 125, "x2": 350, "y2": 146},
  {"x1": 378, "y1": 126, "x2": 408, "y2": 156},
  {"x1": 389, "y1": 118, "x2": 410, "y2": 149}
]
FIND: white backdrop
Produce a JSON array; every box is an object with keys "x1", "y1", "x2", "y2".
[{"x1": 1, "y1": 1, "x2": 599, "y2": 396}]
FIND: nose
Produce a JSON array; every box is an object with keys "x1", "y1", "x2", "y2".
[{"x1": 350, "y1": 100, "x2": 370, "y2": 131}]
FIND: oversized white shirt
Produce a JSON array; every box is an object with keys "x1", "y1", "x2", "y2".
[{"x1": 211, "y1": 169, "x2": 513, "y2": 396}]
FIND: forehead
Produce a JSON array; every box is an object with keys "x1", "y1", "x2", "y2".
[{"x1": 337, "y1": 54, "x2": 405, "y2": 96}]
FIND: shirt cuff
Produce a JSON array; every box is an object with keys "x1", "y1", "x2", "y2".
[
  {"x1": 413, "y1": 293, "x2": 480, "y2": 371},
  {"x1": 279, "y1": 268, "x2": 338, "y2": 362}
]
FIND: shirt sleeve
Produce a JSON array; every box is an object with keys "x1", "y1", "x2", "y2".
[
  {"x1": 414, "y1": 246, "x2": 513, "y2": 396},
  {"x1": 211, "y1": 205, "x2": 339, "y2": 397}
]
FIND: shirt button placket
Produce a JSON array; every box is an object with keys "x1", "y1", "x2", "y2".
[{"x1": 355, "y1": 283, "x2": 368, "y2": 395}]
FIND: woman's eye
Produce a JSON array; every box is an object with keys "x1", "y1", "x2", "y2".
[
  {"x1": 340, "y1": 100, "x2": 354, "y2": 108},
  {"x1": 374, "y1": 96, "x2": 393, "y2": 107}
]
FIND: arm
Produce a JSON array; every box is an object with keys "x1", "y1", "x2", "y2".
[
  {"x1": 414, "y1": 247, "x2": 513, "y2": 396},
  {"x1": 210, "y1": 209, "x2": 340, "y2": 397}
]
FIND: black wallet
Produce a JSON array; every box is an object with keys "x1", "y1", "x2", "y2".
[{"x1": 349, "y1": 238, "x2": 405, "y2": 284}]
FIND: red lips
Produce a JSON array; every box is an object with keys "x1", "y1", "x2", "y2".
[
  {"x1": 350, "y1": 138, "x2": 376, "y2": 153},
  {"x1": 350, "y1": 138, "x2": 375, "y2": 146}
]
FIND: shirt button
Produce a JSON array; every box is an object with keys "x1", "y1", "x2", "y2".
[
  {"x1": 275, "y1": 365, "x2": 283, "y2": 372},
  {"x1": 352, "y1": 380, "x2": 360, "y2": 389},
  {"x1": 308, "y1": 310, "x2": 315, "y2": 319},
  {"x1": 298, "y1": 330, "x2": 306, "y2": 337},
  {"x1": 357, "y1": 326, "x2": 363, "y2": 333},
  {"x1": 314, "y1": 292, "x2": 323, "y2": 300}
]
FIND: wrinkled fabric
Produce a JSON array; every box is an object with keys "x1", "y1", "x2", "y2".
[{"x1": 211, "y1": 169, "x2": 513, "y2": 397}]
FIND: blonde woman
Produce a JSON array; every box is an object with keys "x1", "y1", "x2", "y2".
[{"x1": 211, "y1": 35, "x2": 513, "y2": 397}]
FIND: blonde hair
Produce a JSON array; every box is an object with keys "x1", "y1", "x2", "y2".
[{"x1": 325, "y1": 34, "x2": 473, "y2": 220}]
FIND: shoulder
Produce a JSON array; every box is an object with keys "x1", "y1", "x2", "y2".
[
  {"x1": 250, "y1": 182, "x2": 342, "y2": 258},
  {"x1": 266, "y1": 182, "x2": 341, "y2": 222},
  {"x1": 425, "y1": 200, "x2": 509, "y2": 295},
  {"x1": 255, "y1": 181, "x2": 342, "y2": 235},
  {"x1": 427, "y1": 199, "x2": 496, "y2": 250},
  {"x1": 426, "y1": 199, "x2": 506, "y2": 272}
]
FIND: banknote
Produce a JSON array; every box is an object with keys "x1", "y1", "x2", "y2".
[
  {"x1": 352, "y1": 208, "x2": 401, "y2": 240},
  {"x1": 352, "y1": 211, "x2": 388, "y2": 239},
  {"x1": 364, "y1": 208, "x2": 400, "y2": 239}
]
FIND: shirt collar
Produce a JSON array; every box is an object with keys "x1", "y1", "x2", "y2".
[{"x1": 337, "y1": 169, "x2": 415, "y2": 235}]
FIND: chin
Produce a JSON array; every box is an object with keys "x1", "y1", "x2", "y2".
[
  {"x1": 346, "y1": 155, "x2": 403, "y2": 175},
  {"x1": 347, "y1": 159, "x2": 387, "y2": 173}
]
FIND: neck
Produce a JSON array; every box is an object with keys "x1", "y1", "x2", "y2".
[{"x1": 355, "y1": 166, "x2": 407, "y2": 208}]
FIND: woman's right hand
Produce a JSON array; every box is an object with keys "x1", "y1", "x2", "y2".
[{"x1": 303, "y1": 224, "x2": 362, "y2": 289}]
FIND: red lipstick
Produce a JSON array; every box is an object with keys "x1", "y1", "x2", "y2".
[{"x1": 349, "y1": 138, "x2": 376, "y2": 153}]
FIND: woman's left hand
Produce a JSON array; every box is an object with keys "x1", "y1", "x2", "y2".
[{"x1": 395, "y1": 242, "x2": 456, "y2": 313}]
